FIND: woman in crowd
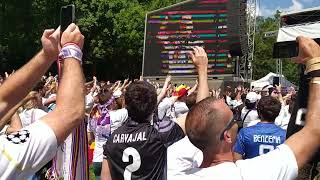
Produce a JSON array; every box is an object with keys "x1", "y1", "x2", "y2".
[{"x1": 19, "y1": 91, "x2": 47, "y2": 127}]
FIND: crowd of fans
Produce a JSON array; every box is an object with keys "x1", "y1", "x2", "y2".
[{"x1": 1, "y1": 23, "x2": 320, "y2": 180}]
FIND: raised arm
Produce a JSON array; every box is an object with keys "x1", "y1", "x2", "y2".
[
  {"x1": 174, "y1": 47, "x2": 209, "y2": 133},
  {"x1": 41, "y1": 23, "x2": 85, "y2": 145},
  {"x1": 157, "y1": 75, "x2": 172, "y2": 104},
  {"x1": 190, "y1": 47, "x2": 209, "y2": 102},
  {"x1": 0, "y1": 90, "x2": 39, "y2": 129},
  {"x1": 285, "y1": 36, "x2": 320, "y2": 169},
  {"x1": 187, "y1": 80, "x2": 198, "y2": 96},
  {"x1": 91, "y1": 76, "x2": 98, "y2": 93},
  {"x1": 0, "y1": 28, "x2": 60, "y2": 119}
]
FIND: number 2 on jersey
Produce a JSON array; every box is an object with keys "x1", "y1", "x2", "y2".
[{"x1": 122, "y1": 147, "x2": 141, "y2": 180}]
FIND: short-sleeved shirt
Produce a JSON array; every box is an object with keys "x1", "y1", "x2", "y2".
[
  {"x1": 170, "y1": 144, "x2": 298, "y2": 180},
  {"x1": 167, "y1": 136, "x2": 203, "y2": 176},
  {"x1": 103, "y1": 117, "x2": 184, "y2": 180},
  {"x1": 0, "y1": 121, "x2": 58, "y2": 179},
  {"x1": 19, "y1": 108, "x2": 47, "y2": 127},
  {"x1": 241, "y1": 108, "x2": 259, "y2": 128},
  {"x1": 87, "y1": 108, "x2": 128, "y2": 163},
  {"x1": 234, "y1": 122, "x2": 286, "y2": 159}
]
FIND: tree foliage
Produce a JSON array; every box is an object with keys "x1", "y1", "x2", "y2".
[
  {"x1": 1, "y1": 1, "x2": 298, "y2": 83},
  {"x1": 253, "y1": 13, "x2": 299, "y2": 84}
]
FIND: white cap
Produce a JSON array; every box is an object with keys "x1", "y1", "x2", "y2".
[
  {"x1": 262, "y1": 85, "x2": 273, "y2": 91},
  {"x1": 246, "y1": 92, "x2": 258, "y2": 103}
]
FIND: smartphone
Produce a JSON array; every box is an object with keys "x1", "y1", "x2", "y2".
[
  {"x1": 60, "y1": 4, "x2": 75, "y2": 32},
  {"x1": 273, "y1": 38, "x2": 320, "y2": 58}
]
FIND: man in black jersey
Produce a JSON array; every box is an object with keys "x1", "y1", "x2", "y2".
[
  {"x1": 286, "y1": 65, "x2": 320, "y2": 179},
  {"x1": 101, "y1": 47, "x2": 209, "y2": 180}
]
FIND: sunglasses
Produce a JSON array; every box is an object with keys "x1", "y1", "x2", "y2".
[{"x1": 220, "y1": 116, "x2": 237, "y2": 140}]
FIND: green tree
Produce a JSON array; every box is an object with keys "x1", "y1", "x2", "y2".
[{"x1": 253, "y1": 13, "x2": 299, "y2": 84}]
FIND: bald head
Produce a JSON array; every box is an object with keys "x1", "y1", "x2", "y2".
[{"x1": 185, "y1": 97, "x2": 233, "y2": 153}]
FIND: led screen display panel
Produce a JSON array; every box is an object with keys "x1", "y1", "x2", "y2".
[{"x1": 143, "y1": 0, "x2": 244, "y2": 76}]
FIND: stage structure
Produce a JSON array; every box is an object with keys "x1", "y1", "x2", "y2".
[
  {"x1": 240, "y1": 0, "x2": 257, "y2": 82},
  {"x1": 274, "y1": 6, "x2": 320, "y2": 84},
  {"x1": 142, "y1": 0, "x2": 248, "y2": 79}
]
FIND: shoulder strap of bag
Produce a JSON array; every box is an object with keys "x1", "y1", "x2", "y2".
[{"x1": 242, "y1": 109, "x2": 252, "y2": 122}]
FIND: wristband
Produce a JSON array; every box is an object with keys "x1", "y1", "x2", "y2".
[
  {"x1": 63, "y1": 42, "x2": 81, "y2": 50},
  {"x1": 306, "y1": 57, "x2": 320, "y2": 68},
  {"x1": 310, "y1": 77, "x2": 320, "y2": 85},
  {"x1": 306, "y1": 64, "x2": 320, "y2": 74},
  {"x1": 58, "y1": 45, "x2": 83, "y2": 63}
]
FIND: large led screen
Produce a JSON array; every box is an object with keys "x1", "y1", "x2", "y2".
[{"x1": 143, "y1": 0, "x2": 244, "y2": 76}]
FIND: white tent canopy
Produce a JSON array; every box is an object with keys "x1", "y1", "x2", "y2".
[
  {"x1": 277, "y1": 22, "x2": 320, "y2": 42},
  {"x1": 251, "y1": 72, "x2": 296, "y2": 90}
]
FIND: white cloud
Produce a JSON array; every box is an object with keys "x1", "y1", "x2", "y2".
[
  {"x1": 257, "y1": 0, "x2": 305, "y2": 17},
  {"x1": 282, "y1": 0, "x2": 304, "y2": 12},
  {"x1": 301, "y1": 0, "x2": 313, "y2": 3}
]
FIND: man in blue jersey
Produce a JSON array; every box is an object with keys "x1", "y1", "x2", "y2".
[{"x1": 233, "y1": 96, "x2": 286, "y2": 160}]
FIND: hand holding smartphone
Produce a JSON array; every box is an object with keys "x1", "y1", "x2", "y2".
[
  {"x1": 273, "y1": 38, "x2": 320, "y2": 59},
  {"x1": 60, "y1": 4, "x2": 76, "y2": 33}
]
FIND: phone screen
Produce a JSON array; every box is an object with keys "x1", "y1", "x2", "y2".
[{"x1": 60, "y1": 5, "x2": 75, "y2": 32}]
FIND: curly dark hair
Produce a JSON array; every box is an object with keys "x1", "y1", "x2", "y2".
[
  {"x1": 257, "y1": 96, "x2": 281, "y2": 122},
  {"x1": 125, "y1": 81, "x2": 157, "y2": 122}
]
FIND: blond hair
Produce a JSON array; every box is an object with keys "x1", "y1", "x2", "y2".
[{"x1": 23, "y1": 91, "x2": 41, "y2": 110}]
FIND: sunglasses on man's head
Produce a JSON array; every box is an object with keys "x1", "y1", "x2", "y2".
[{"x1": 219, "y1": 116, "x2": 237, "y2": 140}]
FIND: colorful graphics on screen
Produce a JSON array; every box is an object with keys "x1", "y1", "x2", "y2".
[{"x1": 143, "y1": 0, "x2": 243, "y2": 76}]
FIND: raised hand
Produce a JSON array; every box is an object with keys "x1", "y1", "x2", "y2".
[
  {"x1": 41, "y1": 27, "x2": 61, "y2": 61},
  {"x1": 164, "y1": 75, "x2": 172, "y2": 85},
  {"x1": 275, "y1": 84, "x2": 282, "y2": 93},
  {"x1": 61, "y1": 23, "x2": 84, "y2": 49},
  {"x1": 295, "y1": 36, "x2": 320, "y2": 64},
  {"x1": 189, "y1": 46, "x2": 208, "y2": 72}
]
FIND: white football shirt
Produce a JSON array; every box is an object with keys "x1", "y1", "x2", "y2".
[
  {"x1": 167, "y1": 136, "x2": 203, "y2": 176},
  {"x1": 168, "y1": 144, "x2": 298, "y2": 180},
  {"x1": 0, "y1": 121, "x2": 58, "y2": 179}
]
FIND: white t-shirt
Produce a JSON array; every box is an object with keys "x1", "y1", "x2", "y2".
[
  {"x1": 88, "y1": 108, "x2": 128, "y2": 162},
  {"x1": 41, "y1": 97, "x2": 47, "y2": 105},
  {"x1": 0, "y1": 121, "x2": 58, "y2": 179},
  {"x1": 19, "y1": 109, "x2": 47, "y2": 127},
  {"x1": 275, "y1": 104, "x2": 290, "y2": 130},
  {"x1": 229, "y1": 99, "x2": 243, "y2": 109},
  {"x1": 169, "y1": 144, "x2": 298, "y2": 180},
  {"x1": 110, "y1": 108, "x2": 128, "y2": 134},
  {"x1": 158, "y1": 98, "x2": 189, "y2": 120},
  {"x1": 226, "y1": 96, "x2": 231, "y2": 106},
  {"x1": 0, "y1": 125, "x2": 9, "y2": 134},
  {"x1": 241, "y1": 107, "x2": 259, "y2": 128},
  {"x1": 167, "y1": 136, "x2": 203, "y2": 176}
]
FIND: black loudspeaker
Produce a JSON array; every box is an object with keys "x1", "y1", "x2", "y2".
[{"x1": 273, "y1": 77, "x2": 280, "y2": 86}]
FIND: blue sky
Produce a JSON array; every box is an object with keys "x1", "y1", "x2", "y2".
[{"x1": 259, "y1": 0, "x2": 320, "y2": 17}]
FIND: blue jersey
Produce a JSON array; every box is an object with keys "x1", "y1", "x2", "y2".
[{"x1": 234, "y1": 122, "x2": 286, "y2": 159}]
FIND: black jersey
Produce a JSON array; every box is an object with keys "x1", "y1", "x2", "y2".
[
  {"x1": 103, "y1": 117, "x2": 184, "y2": 180},
  {"x1": 287, "y1": 65, "x2": 320, "y2": 178}
]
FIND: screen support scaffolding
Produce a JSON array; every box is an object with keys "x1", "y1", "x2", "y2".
[{"x1": 239, "y1": 0, "x2": 258, "y2": 82}]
